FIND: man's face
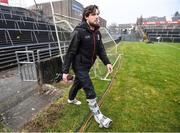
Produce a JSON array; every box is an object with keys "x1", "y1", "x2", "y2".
[{"x1": 86, "y1": 9, "x2": 100, "y2": 28}]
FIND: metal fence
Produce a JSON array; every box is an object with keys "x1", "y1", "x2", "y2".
[{"x1": 15, "y1": 50, "x2": 37, "y2": 81}]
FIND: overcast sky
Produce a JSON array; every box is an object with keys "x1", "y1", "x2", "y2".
[{"x1": 8, "y1": 0, "x2": 180, "y2": 25}]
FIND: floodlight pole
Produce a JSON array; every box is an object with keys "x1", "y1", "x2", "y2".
[
  {"x1": 33, "y1": 0, "x2": 38, "y2": 10},
  {"x1": 50, "y1": 0, "x2": 64, "y2": 62}
]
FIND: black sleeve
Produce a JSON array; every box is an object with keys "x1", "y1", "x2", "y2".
[
  {"x1": 97, "y1": 33, "x2": 111, "y2": 65},
  {"x1": 62, "y1": 30, "x2": 80, "y2": 74}
]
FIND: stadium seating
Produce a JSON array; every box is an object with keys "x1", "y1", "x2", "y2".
[
  {"x1": 143, "y1": 24, "x2": 180, "y2": 42},
  {"x1": 139, "y1": 15, "x2": 180, "y2": 42},
  {"x1": 0, "y1": 4, "x2": 69, "y2": 70}
]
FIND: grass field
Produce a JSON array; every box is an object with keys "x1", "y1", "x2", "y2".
[
  {"x1": 1, "y1": 41, "x2": 180, "y2": 132},
  {"x1": 86, "y1": 42, "x2": 180, "y2": 131}
]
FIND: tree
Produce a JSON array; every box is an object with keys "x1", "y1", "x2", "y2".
[{"x1": 174, "y1": 11, "x2": 180, "y2": 17}]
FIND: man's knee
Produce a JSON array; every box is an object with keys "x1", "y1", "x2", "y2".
[{"x1": 85, "y1": 88, "x2": 96, "y2": 99}]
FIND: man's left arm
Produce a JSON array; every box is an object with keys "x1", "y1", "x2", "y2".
[{"x1": 97, "y1": 34, "x2": 113, "y2": 73}]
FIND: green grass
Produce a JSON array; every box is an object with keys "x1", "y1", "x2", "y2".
[
  {"x1": 46, "y1": 80, "x2": 109, "y2": 132},
  {"x1": 0, "y1": 123, "x2": 3, "y2": 132},
  {"x1": 86, "y1": 42, "x2": 180, "y2": 131},
  {"x1": 90, "y1": 42, "x2": 119, "y2": 78},
  {"x1": 90, "y1": 53, "x2": 119, "y2": 78},
  {"x1": 17, "y1": 41, "x2": 180, "y2": 131},
  {"x1": 22, "y1": 80, "x2": 109, "y2": 132}
]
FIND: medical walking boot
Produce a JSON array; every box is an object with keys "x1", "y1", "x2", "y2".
[{"x1": 87, "y1": 98, "x2": 112, "y2": 128}]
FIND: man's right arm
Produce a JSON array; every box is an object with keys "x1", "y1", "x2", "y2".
[{"x1": 63, "y1": 30, "x2": 80, "y2": 77}]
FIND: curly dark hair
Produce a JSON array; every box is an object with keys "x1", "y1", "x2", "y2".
[{"x1": 82, "y1": 5, "x2": 99, "y2": 22}]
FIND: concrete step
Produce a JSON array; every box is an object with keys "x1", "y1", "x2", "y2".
[
  {"x1": 0, "y1": 67, "x2": 64, "y2": 131},
  {"x1": 0, "y1": 68, "x2": 38, "y2": 114},
  {"x1": 1, "y1": 84, "x2": 62, "y2": 130},
  {"x1": 0, "y1": 82, "x2": 37, "y2": 114}
]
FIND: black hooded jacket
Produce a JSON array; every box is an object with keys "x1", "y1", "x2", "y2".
[{"x1": 63, "y1": 21, "x2": 111, "y2": 74}]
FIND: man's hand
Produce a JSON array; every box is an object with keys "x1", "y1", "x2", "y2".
[
  {"x1": 106, "y1": 64, "x2": 113, "y2": 73},
  {"x1": 63, "y1": 73, "x2": 69, "y2": 82},
  {"x1": 63, "y1": 73, "x2": 74, "y2": 82}
]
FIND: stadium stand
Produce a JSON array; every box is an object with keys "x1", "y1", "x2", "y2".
[
  {"x1": 143, "y1": 24, "x2": 180, "y2": 42},
  {"x1": 137, "y1": 16, "x2": 180, "y2": 42},
  {"x1": 0, "y1": 4, "x2": 69, "y2": 70}
]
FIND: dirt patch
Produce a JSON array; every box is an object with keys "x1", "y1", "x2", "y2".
[
  {"x1": 21, "y1": 81, "x2": 71, "y2": 132},
  {"x1": 22, "y1": 103, "x2": 65, "y2": 132}
]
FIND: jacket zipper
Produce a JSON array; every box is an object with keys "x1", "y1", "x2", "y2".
[{"x1": 92, "y1": 32, "x2": 96, "y2": 64}]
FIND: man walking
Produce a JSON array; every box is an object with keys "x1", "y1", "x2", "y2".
[{"x1": 63, "y1": 5, "x2": 113, "y2": 128}]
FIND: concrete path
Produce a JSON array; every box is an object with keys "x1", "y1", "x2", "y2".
[{"x1": 0, "y1": 68, "x2": 63, "y2": 130}]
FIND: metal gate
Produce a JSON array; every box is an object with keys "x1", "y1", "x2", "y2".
[{"x1": 15, "y1": 51, "x2": 37, "y2": 81}]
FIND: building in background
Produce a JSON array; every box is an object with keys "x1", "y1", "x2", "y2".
[{"x1": 30, "y1": 0, "x2": 107, "y2": 27}]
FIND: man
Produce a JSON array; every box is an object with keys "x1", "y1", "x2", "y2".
[{"x1": 63, "y1": 5, "x2": 113, "y2": 128}]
